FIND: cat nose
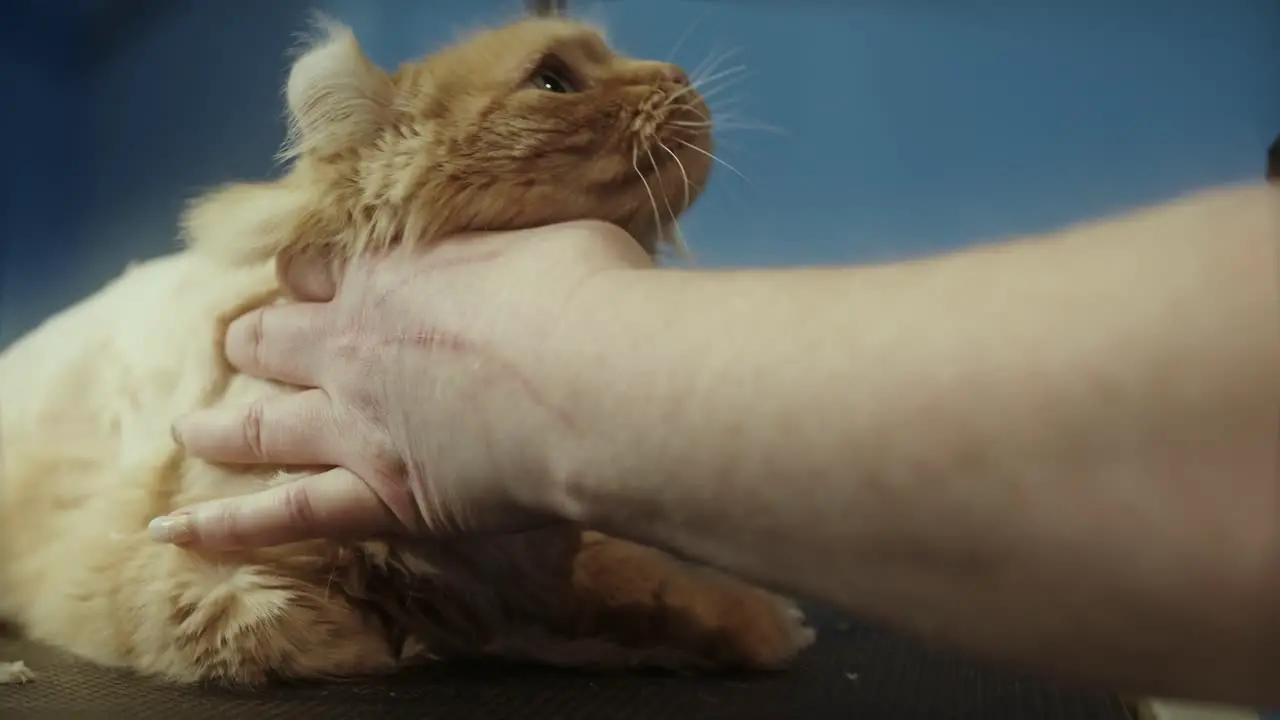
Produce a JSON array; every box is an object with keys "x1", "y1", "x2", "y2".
[{"x1": 661, "y1": 64, "x2": 689, "y2": 86}]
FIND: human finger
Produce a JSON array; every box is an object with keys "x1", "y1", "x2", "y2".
[
  {"x1": 277, "y1": 248, "x2": 340, "y2": 302},
  {"x1": 171, "y1": 389, "x2": 342, "y2": 466},
  {"x1": 147, "y1": 467, "x2": 399, "y2": 550},
  {"x1": 224, "y1": 302, "x2": 329, "y2": 385}
]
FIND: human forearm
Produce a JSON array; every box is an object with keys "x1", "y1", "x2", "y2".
[{"x1": 544, "y1": 184, "x2": 1280, "y2": 703}]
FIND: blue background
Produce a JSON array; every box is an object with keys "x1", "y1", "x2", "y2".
[{"x1": 2, "y1": 0, "x2": 1278, "y2": 350}]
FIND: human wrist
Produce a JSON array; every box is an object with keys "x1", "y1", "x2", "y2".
[
  {"x1": 528, "y1": 266, "x2": 709, "y2": 527},
  {"x1": 524, "y1": 263, "x2": 834, "y2": 536}
]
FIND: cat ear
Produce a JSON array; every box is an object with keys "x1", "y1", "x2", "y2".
[
  {"x1": 282, "y1": 16, "x2": 394, "y2": 160},
  {"x1": 180, "y1": 181, "x2": 320, "y2": 266}
]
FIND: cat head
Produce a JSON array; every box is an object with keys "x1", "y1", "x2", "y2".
[{"x1": 183, "y1": 16, "x2": 714, "y2": 265}]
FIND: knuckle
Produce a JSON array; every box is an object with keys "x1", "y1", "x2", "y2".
[
  {"x1": 242, "y1": 400, "x2": 268, "y2": 459},
  {"x1": 247, "y1": 310, "x2": 270, "y2": 368},
  {"x1": 280, "y1": 481, "x2": 320, "y2": 532},
  {"x1": 228, "y1": 308, "x2": 270, "y2": 371}
]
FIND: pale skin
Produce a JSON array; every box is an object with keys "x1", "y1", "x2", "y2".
[{"x1": 155, "y1": 183, "x2": 1279, "y2": 706}]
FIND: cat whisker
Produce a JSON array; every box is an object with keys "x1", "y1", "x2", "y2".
[
  {"x1": 666, "y1": 127, "x2": 711, "y2": 143},
  {"x1": 671, "y1": 104, "x2": 713, "y2": 125},
  {"x1": 632, "y1": 147, "x2": 665, "y2": 248},
  {"x1": 699, "y1": 71, "x2": 750, "y2": 104},
  {"x1": 658, "y1": 140, "x2": 693, "y2": 220},
  {"x1": 670, "y1": 92, "x2": 790, "y2": 138},
  {"x1": 675, "y1": 119, "x2": 788, "y2": 137},
  {"x1": 712, "y1": 134, "x2": 747, "y2": 161},
  {"x1": 666, "y1": 117, "x2": 704, "y2": 127},
  {"x1": 666, "y1": 123, "x2": 712, "y2": 139},
  {"x1": 646, "y1": 143, "x2": 688, "y2": 259},
  {"x1": 667, "y1": 66, "x2": 743, "y2": 109},
  {"x1": 706, "y1": 96, "x2": 751, "y2": 115},
  {"x1": 644, "y1": 145, "x2": 674, "y2": 222},
  {"x1": 674, "y1": 138, "x2": 754, "y2": 188},
  {"x1": 693, "y1": 64, "x2": 748, "y2": 94},
  {"x1": 664, "y1": 82, "x2": 701, "y2": 105},
  {"x1": 688, "y1": 47, "x2": 726, "y2": 84},
  {"x1": 677, "y1": 104, "x2": 744, "y2": 130},
  {"x1": 661, "y1": 59, "x2": 748, "y2": 129},
  {"x1": 666, "y1": 223, "x2": 693, "y2": 263},
  {"x1": 709, "y1": 96, "x2": 747, "y2": 112},
  {"x1": 690, "y1": 47, "x2": 742, "y2": 89},
  {"x1": 725, "y1": 122, "x2": 788, "y2": 136}
]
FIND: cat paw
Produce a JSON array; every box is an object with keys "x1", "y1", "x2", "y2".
[
  {"x1": 0, "y1": 660, "x2": 36, "y2": 685},
  {"x1": 568, "y1": 535, "x2": 816, "y2": 671},
  {"x1": 719, "y1": 593, "x2": 816, "y2": 670},
  {"x1": 670, "y1": 575, "x2": 817, "y2": 671}
]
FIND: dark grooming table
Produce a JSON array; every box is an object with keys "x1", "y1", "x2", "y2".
[{"x1": 1, "y1": 608, "x2": 1129, "y2": 720}]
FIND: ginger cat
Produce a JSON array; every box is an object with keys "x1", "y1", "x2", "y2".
[{"x1": 0, "y1": 16, "x2": 814, "y2": 686}]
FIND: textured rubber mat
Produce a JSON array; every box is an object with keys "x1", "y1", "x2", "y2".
[{"x1": 1, "y1": 610, "x2": 1128, "y2": 720}]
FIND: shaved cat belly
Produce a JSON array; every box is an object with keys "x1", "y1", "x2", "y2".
[{"x1": 0, "y1": 252, "x2": 280, "y2": 619}]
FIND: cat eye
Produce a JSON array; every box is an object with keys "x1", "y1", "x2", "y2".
[
  {"x1": 527, "y1": 54, "x2": 580, "y2": 94},
  {"x1": 531, "y1": 69, "x2": 576, "y2": 94}
]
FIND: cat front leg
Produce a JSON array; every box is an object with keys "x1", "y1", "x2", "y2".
[{"x1": 557, "y1": 531, "x2": 816, "y2": 671}]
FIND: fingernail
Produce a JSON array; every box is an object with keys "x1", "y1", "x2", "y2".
[{"x1": 148, "y1": 512, "x2": 194, "y2": 545}]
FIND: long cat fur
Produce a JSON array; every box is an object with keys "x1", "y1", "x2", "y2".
[{"x1": 0, "y1": 16, "x2": 815, "y2": 685}]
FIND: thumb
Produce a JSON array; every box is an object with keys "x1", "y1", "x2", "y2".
[{"x1": 147, "y1": 468, "x2": 399, "y2": 550}]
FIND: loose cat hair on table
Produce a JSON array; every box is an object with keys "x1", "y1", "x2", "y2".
[{"x1": 0, "y1": 16, "x2": 814, "y2": 686}]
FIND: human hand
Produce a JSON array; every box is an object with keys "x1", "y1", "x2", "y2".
[{"x1": 151, "y1": 220, "x2": 653, "y2": 549}]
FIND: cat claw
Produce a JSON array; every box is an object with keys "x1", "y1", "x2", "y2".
[
  {"x1": 785, "y1": 603, "x2": 818, "y2": 650},
  {"x1": 752, "y1": 597, "x2": 817, "y2": 668}
]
